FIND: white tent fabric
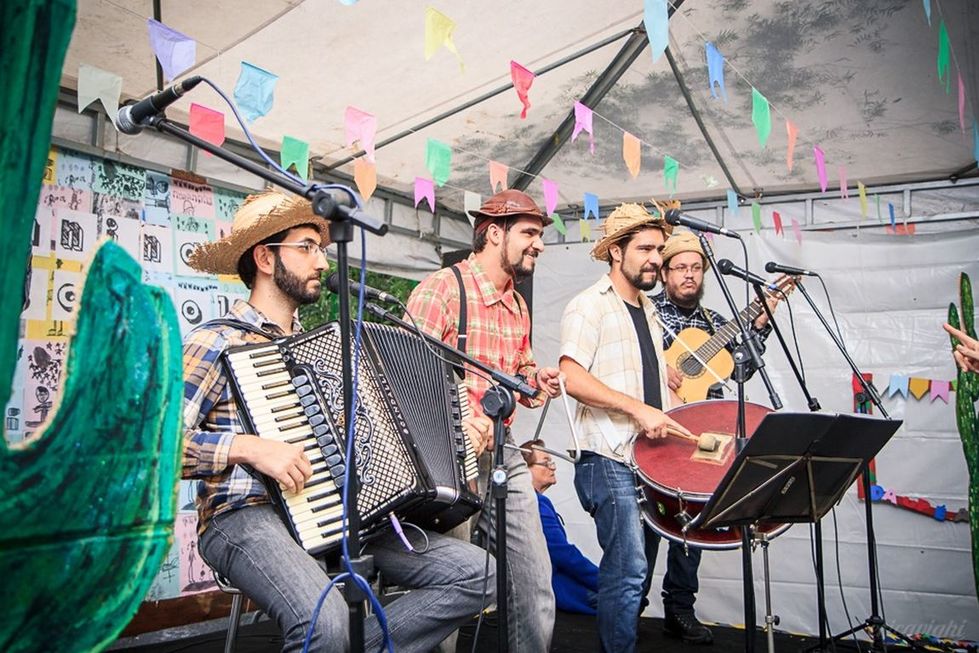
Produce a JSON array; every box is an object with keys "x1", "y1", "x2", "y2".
[
  {"x1": 64, "y1": 0, "x2": 979, "y2": 213},
  {"x1": 514, "y1": 225, "x2": 979, "y2": 638}
]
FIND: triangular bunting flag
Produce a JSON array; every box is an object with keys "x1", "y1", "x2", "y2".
[
  {"x1": 887, "y1": 374, "x2": 909, "y2": 398},
  {"x1": 77, "y1": 64, "x2": 122, "y2": 124},
  {"x1": 414, "y1": 177, "x2": 435, "y2": 213},
  {"x1": 572, "y1": 102, "x2": 595, "y2": 154},
  {"x1": 930, "y1": 380, "x2": 950, "y2": 403},
  {"x1": 354, "y1": 157, "x2": 377, "y2": 202},
  {"x1": 489, "y1": 160, "x2": 509, "y2": 192},
  {"x1": 623, "y1": 132, "x2": 641, "y2": 178},
  {"x1": 281, "y1": 135, "x2": 310, "y2": 180},
  {"x1": 146, "y1": 18, "x2": 196, "y2": 82},
  {"x1": 424, "y1": 6, "x2": 464, "y2": 71},
  {"x1": 510, "y1": 61, "x2": 535, "y2": 119},
  {"x1": 908, "y1": 377, "x2": 930, "y2": 400},
  {"x1": 234, "y1": 62, "x2": 278, "y2": 123},
  {"x1": 583, "y1": 193, "x2": 599, "y2": 220}
]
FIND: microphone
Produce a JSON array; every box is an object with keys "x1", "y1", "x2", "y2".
[
  {"x1": 664, "y1": 209, "x2": 741, "y2": 239},
  {"x1": 717, "y1": 258, "x2": 770, "y2": 287},
  {"x1": 116, "y1": 76, "x2": 204, "y2": 135},
  {"x1": 326, "y1": 271, "x2": 401, "y2": 304},
  {"x1": 764, "y1": 261, "x2": 818, "y2": 277}
]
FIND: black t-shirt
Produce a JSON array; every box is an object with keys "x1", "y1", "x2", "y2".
[{"x1": 624, "y1": 301, "x2": 663, "y2": 410}]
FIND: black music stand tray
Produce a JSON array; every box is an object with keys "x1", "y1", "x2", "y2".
[{"x1": 685, "y1": 412, "x2": 902, "y2": 653}]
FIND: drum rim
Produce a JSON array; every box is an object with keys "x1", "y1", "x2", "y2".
[{"x1": 641, "y1": 513, "x2": 794, "y2": 551}]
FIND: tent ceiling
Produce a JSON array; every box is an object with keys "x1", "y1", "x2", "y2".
[{"x1": 63, "y1": 0, "x2": 978, "y2": 213}]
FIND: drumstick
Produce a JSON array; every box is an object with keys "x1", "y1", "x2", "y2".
[{"x1": 665, "y1": 426, "x2": 719, "y2": 452}]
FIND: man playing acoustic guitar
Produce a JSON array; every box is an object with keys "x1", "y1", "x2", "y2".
[{"x1": 653, "y1": 230, "x2": 784, "y2": 403}]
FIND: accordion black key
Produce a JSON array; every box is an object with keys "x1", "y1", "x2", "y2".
[{"x1": 223, "y1": 320, "x2": 480, "y2": 557}]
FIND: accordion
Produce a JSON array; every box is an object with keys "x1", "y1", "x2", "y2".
[{"x1": 223, "y1": 320, "x2": 481, "y2": 557}]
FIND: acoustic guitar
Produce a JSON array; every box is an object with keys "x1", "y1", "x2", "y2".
[{"x1": 663, "y1": 277, "x2": 795, "y2": 403}]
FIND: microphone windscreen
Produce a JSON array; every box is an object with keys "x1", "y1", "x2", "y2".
[
  {"x1": 664, "y1": 208, "x2": 682, "y2": 225},
  {"x1": 764, "y1": 261, "x2": 777, "y2": 273},
  {"x1": 325, "y1": 271, "x2": 344, "y2": 294},
  {"x1": 716, "y1": 258, "x2": 734, "y2": 273}
]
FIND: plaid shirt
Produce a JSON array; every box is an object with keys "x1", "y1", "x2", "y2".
[
  {"x1": 405, "y1": 255, "x2": 544, "y2": 426},
  {"x1": 182, "y1": 299, "x2": 302, "y2": 535},
  {"x1": 651, "y1": 290, "x2": 770, "y2": 399},
  {"x1": 560, "y1": 275, "x2": 672, "y2": 461}
]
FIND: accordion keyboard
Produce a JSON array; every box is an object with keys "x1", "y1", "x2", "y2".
[{"x1": 224, "y1": 343, "x2": 348, "y2": 555}]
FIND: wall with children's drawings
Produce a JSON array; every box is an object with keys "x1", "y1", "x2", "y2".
[{"x1": 6, "y1": 144, "x2": 252, "y2": 601}]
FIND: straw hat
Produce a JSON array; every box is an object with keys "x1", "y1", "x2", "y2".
[
  {"x1": 590, "y1": 202, "x2": 672, "y2": 262},
  {"x1": 468, "y1": 189, "x2": 553, "y2": 229},
  {"x1": 187, "y1": 190, "x2": 329, "y2": 275},
  {"x1": 661, "y1": 230, "x2": 710, "y2": 269}
]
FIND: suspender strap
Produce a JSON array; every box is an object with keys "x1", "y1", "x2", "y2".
[{"x1": 449, "y1": 264, "x2": 468, "y2": 379}]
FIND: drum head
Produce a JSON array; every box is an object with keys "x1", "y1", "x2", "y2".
[{"x1": 632, "y1": 400, "x2": 772, "y2": 498}]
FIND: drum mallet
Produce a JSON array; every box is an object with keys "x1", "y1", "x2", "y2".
[{"x1": 666, "y1": 427, "x2": 719, "y2": 452}]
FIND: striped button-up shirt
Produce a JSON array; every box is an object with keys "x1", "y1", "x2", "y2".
[
  {"x1": 182, "y1": 299, "x2": 302, "y2": 534},
  {"x1": 405, "y1": 255, "x2": 544, "y2": 425},
  {"x1": 560, "y1": 275, "x2": 672, "y2": 461}
]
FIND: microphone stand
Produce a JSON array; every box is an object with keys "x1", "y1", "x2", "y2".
[
  {"x1": 141, "y1": 115, "x2": 388, "y2": 653},
  {"x1": 363, "y1": 303, "x2": 539, "y2": 653},
  {"x1": 794, "y1": 281, "x2": 921, "y2": 652},
  {"x1": 699, "y1": 233, "x2": 782, "y2": 653}
]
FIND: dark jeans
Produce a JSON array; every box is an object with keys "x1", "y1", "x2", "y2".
[{"x1": 574, "y1": 452, "x2": 702, "y2": 653}]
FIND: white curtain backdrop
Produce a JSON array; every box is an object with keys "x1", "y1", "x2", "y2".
[{"x1": 510, "y1": 224, "x2": 979, "y2": 639}]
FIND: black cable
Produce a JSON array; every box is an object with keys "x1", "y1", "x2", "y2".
[
  {"x1": 833, "y1": 507, "x2": 862, "y2": 652},
  {"x1": 470, "y1": 446, "x2": 500, "y2": 653},
  {"x1": 816, "y1": 275, "x2": 847, "y2": 347}
]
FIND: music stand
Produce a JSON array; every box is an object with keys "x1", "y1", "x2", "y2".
[{"x1": 685, "y1": 412, "x2": 902, "y2": 653}]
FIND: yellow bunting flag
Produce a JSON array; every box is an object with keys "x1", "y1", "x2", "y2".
[
  {"x1": 858, "y1": 181, "x2": 867, "y2": 218},
  {"x1": 580, "y1": 220, "x2": 592, "y2": 241},
  {"x1": 908, "y1": 377, "x2": 930, "y2": 400},
  {"x1": 424, "y1": 6, "x2": 464, "y2": 72},
  {"x1": 623, "y1": 132, "x2": 641, "y2": 178},
  {"x1": 354, "y1": 157, "x2": 377, "y2": 202}
]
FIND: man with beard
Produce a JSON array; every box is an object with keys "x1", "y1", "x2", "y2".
[
  {"x1": 182, "y1": 190, "x2": 492, "y2": 652},
  {"x1": 406, "y1": 189, "x2": 563, "y2": 652},
  {"x1": 653, "y1": 229, "x2": 773, "y2": 401},
  {"x1": 558, "y1": 203, "x2": 695, "y2": 653}
]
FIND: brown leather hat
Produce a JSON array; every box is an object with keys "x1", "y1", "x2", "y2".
[{"x1": 468, "y1": 189, "x2": 553, "y2": 227}]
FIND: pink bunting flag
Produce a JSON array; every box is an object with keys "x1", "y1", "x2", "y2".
[
  {"x1": 813, "y1": 145, "x2": 828, "y2": 192},
  {"x1": 414, "y1": 177, "x2": 435, "y2": 213},
  {"x1": 189, "y1": 104, "x2": 225, "y2": 154},
  {"x1": 489, "y1": 160, "x2": 508, "y2": 192},
  {"x1": 839, "y1": 166, "x2": 849, "y2": 198},
  {"x1": 344, "y1": 106, "x2": 377, "y2": 163},
  {"x1": 772, "y1": 210, "x2": 783, "y2": 236},
  {"x1": 510, "y1": 61, "x2": 535, "y2": 119},
  {"x1": 959, "y1": 73, "x2": 967, "y2": 134},
  {"x1": 785, "y1": 120, "x2": 798, "y2": 172},
  {"x1": 541, "y1": 178, "x2": 559, "y2": 215},
  {"x1": 930, "y1": 380, "x2": 950, "y2": 403},
  {"x1": 790, "y1": 217, "x2": 803, "y2": 245},
  {"x1": 623, "y1": 132, "x2": 641, "y2": 178},
  {"x1": 571, "y1": 101, "x2": 595, "y2": 154}
]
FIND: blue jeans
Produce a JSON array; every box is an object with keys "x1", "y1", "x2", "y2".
[
  {"x1": 476, "y1": 447, "x2": 555, "y2": 652},
  {"x1": 200, "y1": 504, "x2": 494, "y2": 653},
  {"x1": 574, "y1": 453, "x2": 702, "y2": 653}
]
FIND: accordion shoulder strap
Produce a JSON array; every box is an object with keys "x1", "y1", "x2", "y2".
[{"x1": 204, "y1": 318, "x2": 275, "y2": 340}]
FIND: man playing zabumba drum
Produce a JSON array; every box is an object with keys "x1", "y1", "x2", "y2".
[{"x1": 558, "y1": 202, "x2": 697, "y2": 653}]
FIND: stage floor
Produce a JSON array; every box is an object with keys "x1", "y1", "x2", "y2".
[{"x1": 110, "y1": 609, "x2": 837, "y2": 652}]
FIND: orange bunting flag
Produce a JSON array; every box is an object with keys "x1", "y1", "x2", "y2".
[
  {"x1": 785, "y1": 120, "x2": 798, "y2": 172},
  {"x1": 510, "y1": 61, "x2": 535, "y2": 119},
  {"x1": 489, "y1": 160, "x2": 508, "y2": 192},
  {"x1": 908, "y1": 378, "x2": 930, "y2": 400},
  {"x1": 354, "y1": 157, "x2": 377, "y2": 202},
  {"x1": 623, "y1": 132, "x2": 641, "y2": 178}
]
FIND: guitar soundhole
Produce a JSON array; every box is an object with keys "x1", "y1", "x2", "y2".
[{"x1": 678, "y1": 353, "x2": 704, "y2": 377}]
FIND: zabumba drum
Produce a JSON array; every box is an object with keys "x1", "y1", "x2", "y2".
[{"x1": 631, "y1": 399, "x2": 791, "y2": 549}]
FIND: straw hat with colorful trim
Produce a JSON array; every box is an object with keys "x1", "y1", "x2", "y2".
[
  {"x1": 661, "y1": 229, "x2": 710, "y2": 270},
  {"x1": 187, "y1": 189, "x2": 329, "y2": 275},
  {"x1": 590, "y1": 201, "x2": 673, "y2": 262}
]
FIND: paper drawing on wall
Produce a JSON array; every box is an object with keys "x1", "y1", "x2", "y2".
[
  {"x1": 143, "y1": 234, "x2": 162, "y2": 264},
  {"x1": 54, "y1": 210, "x2": 96, "y2": 261},
  {"x1": 92, "y1": 159, "x2": 146, "y2": 201},
  {"x1": 170, "y1": 178, "x2": 215, "y2": 219},
  {"x1": 140, "y1": 223, "x2": 173, "y2": 274},
  {"x1": 60, "y1": 219, "x2": 83, "y2": 252},
  {"x1": 93, "y1": 193, "x2": 141, "y2": 221},
  {"x1": 180, "y1": 299, "x2": 203, "y2": 327}
]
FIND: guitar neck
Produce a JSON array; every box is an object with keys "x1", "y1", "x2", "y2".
[{"x1": 695, "y1": 300, "x2": 764, "y2": 360}]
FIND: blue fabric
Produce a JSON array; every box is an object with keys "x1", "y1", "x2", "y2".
[{"x1": 537, "y1": 492, "x2": 598, "y2": 615}]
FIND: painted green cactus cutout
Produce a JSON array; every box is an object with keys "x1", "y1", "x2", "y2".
[{"x1": 947, "y1": 272, "x2": 979, "y2": 599}]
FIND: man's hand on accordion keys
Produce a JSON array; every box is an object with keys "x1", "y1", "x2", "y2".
[
  {"x1": 229, "y1": 434, "x2": 313, "y2": 494},
  {"x1": 462, "y1": 415, "x2": 494, "y2": 457}
]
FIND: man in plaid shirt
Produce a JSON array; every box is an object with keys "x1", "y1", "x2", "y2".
[
  {"x1": 406, "y1": 189, "x2": 563, "y2": 652},
  {"x1": 182, "y1": 190, "x2": 491, "y2": 652}
]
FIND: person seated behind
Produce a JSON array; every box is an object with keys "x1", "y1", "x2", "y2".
[{"x1": 521, "y1": 439, "x2": 599, "y2": 616}]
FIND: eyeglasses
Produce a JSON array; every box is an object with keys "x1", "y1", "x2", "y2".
[
  {"x1": 265, "y1": 241, "x2": 329, "y2": 257},
  {"x1": 529, "y1": 460, "x2": 557, "y2": 470},
  {"x1": 667, "y1": 264, "x2": 704, "y2": 275}
]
